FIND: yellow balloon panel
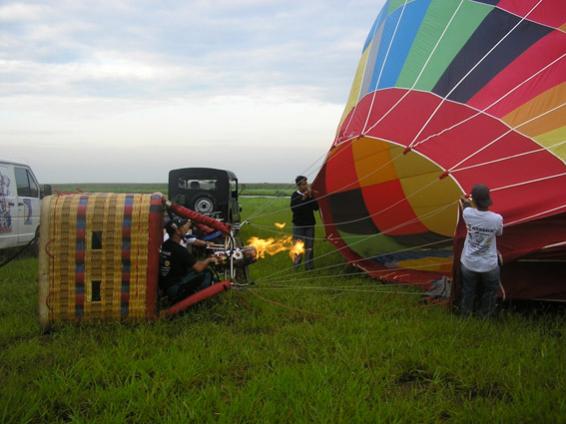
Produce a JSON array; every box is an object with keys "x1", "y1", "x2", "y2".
[
  {"x1": 352, "y1": 138, "x2": 398, "y2": 187},
  {"x1": 338, "y1": 48, "x2": 370, "y2": 131},
  {"x1": 534, "y1": 127, "x2": 566, "y2": 161},
  {"x1": 398, "y1": 170, "x2": 461, "y2": 237}
]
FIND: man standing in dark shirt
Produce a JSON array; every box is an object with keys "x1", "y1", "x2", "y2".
[
  {"x1": 160, "y1": 218, "x2": 219, "y2": 304},
  {"x1": 290, "y1": 175, "x2": 319, "y2": 270}
]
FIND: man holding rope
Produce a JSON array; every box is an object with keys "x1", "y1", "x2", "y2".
[
  {"x1": 459, "y1": 184, "x2": 503, "y2": 318},
  {"x1": 290, "y1": 175, "x2": 319, "y2": 270}
]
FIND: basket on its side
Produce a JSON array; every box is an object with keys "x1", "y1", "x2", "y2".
[{"x1": 38, "y1": 193, "x2": 163, "y2": 330}]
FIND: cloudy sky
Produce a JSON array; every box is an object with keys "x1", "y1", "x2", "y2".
[{"x1": 1, "y1": 0, "x2": 385, "y2": 183}]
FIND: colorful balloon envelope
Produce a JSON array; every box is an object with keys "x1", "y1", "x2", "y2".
[{"x1": 313, "y1": 0, "x2": 566, "y2": 299}]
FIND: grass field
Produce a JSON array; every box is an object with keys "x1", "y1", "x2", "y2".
[
  {"x1": 50, "y1": 183, "x2": 295, "y2": 197},
  {"x1": 1, "y1": 197, "x2": 565, "y2": 423}
]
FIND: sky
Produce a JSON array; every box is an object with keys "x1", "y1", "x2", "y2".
[{"x1": 0, "y1": 0, "x2": 386, "y2": 183}]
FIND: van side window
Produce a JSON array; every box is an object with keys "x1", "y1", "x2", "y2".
[{"x1": 14, "y1": 167, "x2": 39, "y2": 198}]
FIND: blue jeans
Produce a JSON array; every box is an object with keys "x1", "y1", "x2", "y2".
[
  {"x1": 460, "y1": 264, "x2": 500, "y2": 318},
  {"x1": 166, "y1": 269, "x2": 214, "y2": 304},
  {"x1": 292, "y1": 226, "x2": 315, "y2": 270}
]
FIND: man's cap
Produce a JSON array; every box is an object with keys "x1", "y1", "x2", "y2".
[
  {"x1": 165, "y1": 217, "x2": 189, "y2": 235},
  {"x1": 471, "y1": 184, "x2": 492, "y2": 209},
  {"x1": 295, "y1": 175, "x2": 307, "y2": 185}
]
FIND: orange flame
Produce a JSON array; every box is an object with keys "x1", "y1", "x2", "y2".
[
  {"x1": 274, "y1": 222, "x2": 286, "y2": 229},
  {"x1": 247, "y1": 236, "x2": 305, "y2": 262},
  {"x1": 289, "y1": 240, "x2": 305, "y2": 261}
]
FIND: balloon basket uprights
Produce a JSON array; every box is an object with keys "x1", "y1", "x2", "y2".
[{"x1": 38, "y1": 192, "x2": 240, "y2": 331}]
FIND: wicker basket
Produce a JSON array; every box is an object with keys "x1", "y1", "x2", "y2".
[{"x1": 38, "y1": 193, "x2": 163, "y2": 329}]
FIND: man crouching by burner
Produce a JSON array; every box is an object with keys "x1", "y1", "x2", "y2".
[{"x1": 159, "y1": 218, "x2": 222, "y2": 304}]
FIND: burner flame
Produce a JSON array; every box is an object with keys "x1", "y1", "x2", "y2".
[{"x1": 247, "y1": 236, "x2": 305, "y2": 261}]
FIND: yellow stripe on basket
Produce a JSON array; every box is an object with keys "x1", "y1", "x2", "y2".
[
  {"x1": 67, "y1": 195, "x2": 81, "y2": 320},
  {"x1": 112, "y1": 194, "x2": 126, "y2": 320},
  {"x1": 51, "y1": 196, "x2": 63, "y2": 320},
  {"x1": 128, "y1": 194, "x2": 138, "y2": 318},
  {"x1": 134, "y1": 194, "x2": 151, "y2": 318},
  {"x1": 131, "y1": 194, "x2": 150, "y2": 318},
  {"x1": 84, "y1": 194, "x2": 95, "y2": 318}
]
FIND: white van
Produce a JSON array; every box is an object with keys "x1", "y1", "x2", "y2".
[{"x1": 0, "y1": 161, "x2": 41, "y2": 250}]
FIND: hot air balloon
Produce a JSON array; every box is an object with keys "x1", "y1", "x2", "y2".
[{"x1": 313, "y1": 0, "x2": 566, "y2": 300}]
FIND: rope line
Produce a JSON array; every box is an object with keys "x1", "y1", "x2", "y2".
[
  {"x1": 245, "y1": 85, "x2": 562, "y2": 223},
  {"x1": 245, "y1": 95, "x2": 564, "y2": 224},
  {"x1": 468, "y1": 0, "x2": 566, "y2": 34},
  {"x1": 362, "y1": 0, "x2": 409, "y2": 133},
  {"x1": 363, "y1": 0, "x2": 465, "y2": 135},
  {"x1": 247, "y1": 288, "x2": 324, "y2": 317},
  {"x1": 253, "y1": 201, "x2": 456, "y2": 283},
  {"x1": 410, "y1": 53, "x2": 566, "y2": 151},
  {"x1": 243, "y1": 149, "x2": 406, "y2": 221},
  {"x1": 447, "y1": 103, "x2": 566, "y2": 172},
  {"x1": 249, "y1": 286, "x2": 424, "y2": 296},
  {"x1": 259, "y1": 260, "x2": 453, "y2": 285},
  {"x1": 491, "y1": 173, "x2": 566, "y2": 193},
  {"x1": 406, "y1": 0, "x2": 544, "y2": 150},
  {"x1": 452, "y1": 140, "x2": 566, "y2": 173},
  {"x1": 258, "y1": 239, "x2": 452, "y2": 283},
  {"x1": 242, "y1": 1, "x2": 560, "y2": 288},
  {"x1": 505, "y1": 203, "x2": 566, "y2": 227}
]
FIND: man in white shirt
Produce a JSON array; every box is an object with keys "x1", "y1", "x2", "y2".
[{"x1": 459, "y1": 184, "x2": 503, "y2": 317}]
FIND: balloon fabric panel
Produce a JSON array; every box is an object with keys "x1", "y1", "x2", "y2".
[{"x1": 313, "y1": 0, "x2": 566, "y2": 297}]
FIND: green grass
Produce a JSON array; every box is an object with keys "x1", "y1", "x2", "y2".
[
  {"x1": 50, "y1": 183, "x2": 295, "y2": 197},
  {"x1": 1, "y1": 198, "x2": 565, "y2": 423}
]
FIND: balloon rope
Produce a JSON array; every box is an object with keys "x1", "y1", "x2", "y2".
[
  {"x1": 491, "y1": 173, "x2": 566, "y2": 194},
  {"x1": 363, "y1": 0, "x2": 465, "y2": 135},
  {"x1": 256, "y1": 99, "x2": 564, "y2": 226},
  {"x1": 253, "y1": 200, "x2": 456, "y2": 283},
  {"x1": 409, "y1": 53, "x2": 566, "y2": 150},
  {"x1": 252, "y1": 171, "x2": 566, "y2": 285},
  {"x1": 362, "y1": 0, "x2": 409, "y2": 133},
  {"x1": 247, "y1": 288, "x2": 324, "y2": 318},
  {"x1": 247, "y1": 137, "x2": 565, "y2": 235},
  {"x1": 340, "y1": 3, "x2": 386, "y2": 139},
  {"x1": 260, "y1": 280, "x2": 436, "y2": 289},
  {"x1": 259, "y1": 258, "x2": 453, "y2": 285},
  {"x1": 247, "y1": 222, "x2": 332, "y2": 240},
  {"x1": 243, "y1": 149, "x2": 406, "y2": 221},
  {"x1": 447, "y1": 102, "x2": 566, "y2": 171},
  {"x1": 257, "y1": 241, "x2": 451, "y2": 284},
  {"x1": 405, "y1": 0, "x2": 544, "y2": 151},
  {"x1": 452, "y1": 140, "x2": 566, "y2": 173},
  {"x1": 245, "y1": 147, "x2": 332, "y2": 221},
  {"x1": 505, "y1": 203, "x2": 566, "y2": 227},
  {"x1": 248, "y1": 286, "x2": 424, "y2": 296},
  {"x1": 245, "y1": 90, "x2": 562, "y2": 224},
  {"x1": 257, "y1": 237, "x2": 452, "y2": 283}
]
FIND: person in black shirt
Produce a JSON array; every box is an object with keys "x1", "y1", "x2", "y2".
[
  {"x1": 159, "y1": 218, "x2": 220, "y2": 304},
  {"x1": 290, "y1": 175, "x2": 319, "y2": 270}
]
